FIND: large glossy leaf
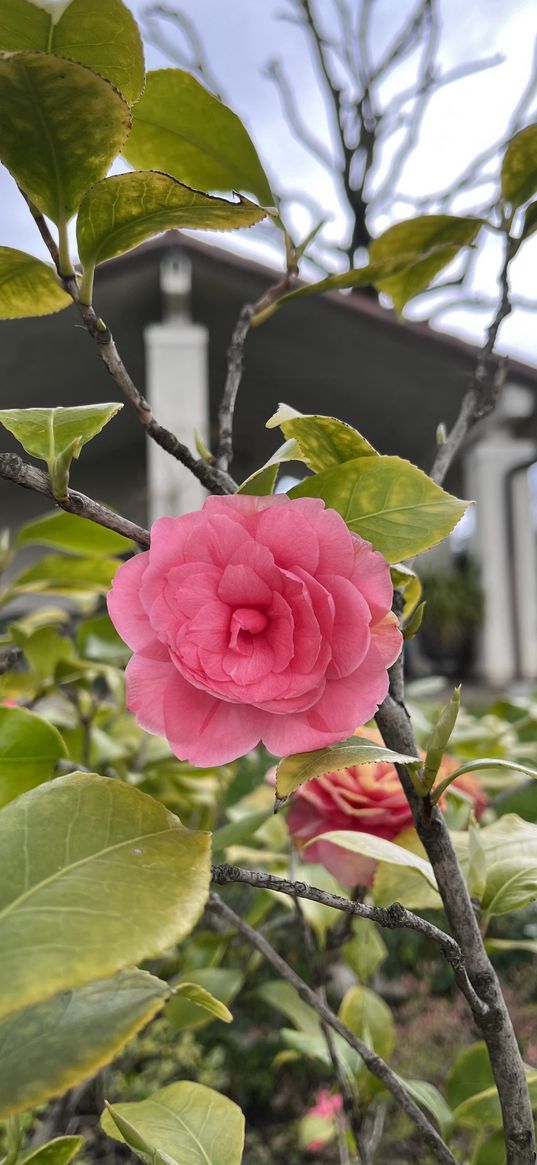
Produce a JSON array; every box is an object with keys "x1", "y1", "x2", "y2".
[
  {"x1": 16, "y1": 510, "x2": 135, "y2": 557},
  {"x1": 0, "y1": 52, "x2": 131, "y2": 225},
  {"x1": 309, "y1": 830, "x2": 437, "y2": 889},
  {"x1": 102, "y1": 1082, "x2": 245, "y2": 1165},
  {"x1": 0, "y1": 248, "x2": 70, "y2": 318},
  {"x1": 0, "y1": 772, "x2": 211, "y2": 1022},
  {"x1": 289, "y1": 456, "x2": 469, "y2": 562},
  {"x1": 501, "y1": 123, "x2": 537, "y2": 210},
  {"x1": 0, "y1": 0, "x2": 144, "y2": 103},
  {"x1": 77, "y1": 171, "x2": 265, "y2": 301},
  {"x1": 20, "y1": 1137, "x2": 84, "y2": 1165},
  {"x1": 368, "y1": 215, "x2": 481, "y2": 312},
  {"x1": 276, "y1": 736, "x2": 419, "y2": 800},
  {"x1": 266, "y1": 404, "x2": 376, "y2": 470},
  {"x1": 167, "y1": 968, "x2": 243, "y2": 1033},
  {"x1": 237, "y1": 438, "x2": 299, "y2": 496},
  {"x1": 124, "y1": 69, "x2": 272, "y2": 204},
  {"x1": 0, "y1": 969, "x2": 170, "y2": 1118},
  {"x1": 0, "y1": 705, "x2": 67, "y2": 808},
  {"x1": 401, "y1": 1079, "x2": 453, "y2": 1139},
  {"x1": 0, "y1": 403, "x2": 123, "y2": 500}
]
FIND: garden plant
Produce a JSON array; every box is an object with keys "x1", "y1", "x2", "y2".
[{"x1": 0, "y1": 2, "x2": 537, "y2": 1164}]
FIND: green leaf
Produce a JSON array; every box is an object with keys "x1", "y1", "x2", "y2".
[
  {"x1": 482, "y1": 858, "x2": 537, "y2": 917},
  {"x1": 0, "y1": 968, "x2": 170, "y2": 1119},
  {"x1": 171, "y1": 982, "x2": 233, "y2": 1025},
  {"x1": 237, "y1": 438, "x2": 300, "y2": 495},
  {"x1": 0, "y1": 705, "x2": 67, "y2": 808},
  {"x1": 342, "y1": 918, "x2": 387, "y2": 984},
  {"x1": 7, "y1": 554, "x2": 119, "y2": 599},
  {"x1": 275, "y1": 736, "x2": 419, "y2": 800},
  {"x1": 471, "y1": 1131, "x2": 507, "y2": 1165},
  {"x1": 306, "y1": 829, "x2": 437, "y2": 889},
  {"x1": 0, "y1": 404, "x2": 123, "y2": 500},
  {"x1": 102, "y1": 1081, "x2": 245, "y2": 1165},
  {"x1": 501, "y1": 123, "x2": 537, "y2": 210},
  {"x1": 124, "y1": 69, "x2": 272, "y2": 205},
  {"x1": 289, "y1": 455, "x2": 469, "y2": 563},
  {"x1": 0, "y1": 771, "x2": 211, "y2": 1022},
  {"x1": 268, "y1": 254, "x2": 428, "y2": 314},
  {"x1": 77, "y1": 172, "x2": 265, "y2": 303},
  {"x1": 373, "y1": 852, "x2": 442, "y2": 911},
  {"x1": 10, "y1": 624, "x2": 75, "y2": 682},
  {"x1": 0, "y1": 52, "x2": 131, "y2": 227},
  {"x1": 446, "y1": 1042, "x2": 495, "y2": 1111},
  {"x1": 521, "y1": 200, "x2": 537, "y2": 242},
  {"x1": 452, "y1": 1070, "x2": 537, "y2": 1130},
  {"x1": 422, "y1": 686, "x2": 461, "y2": 792},
  {"x1": 266, "y1": 404, "x2": 376, "y2": 471},
  {"x1": 368, "y1": 215, "x2": 481, "y2": 312},
  {"x1": 20, "y1": 1136, "x2": 84, "y2": 1165},
  {"x1": 76, "y1": 612, "x2": 130, "y2": 665},
  {"x1": 339, "y1": 984, "x2": 395, "y2": 1062},
  {"x1": 0, "y1": 0, "x2": 144, "y2": 103},
  {"x1": 432, "y1": 757, "x2": 537, "y2": 806},
  {"x1": 400, "y1": 1079, "x2": 453, "y2": 1139},
  {"x1": 16, "y1": 509, "x2": 135, "y2": 557},
  {"x1": 212, "y1": 807, "x2": 273, "y2": 852},
  {"x1": 166, "y1": 968, "x2": 242, "y2": 1033},
  {"x1": 0, "y1": 247, "x2": 70, "y2": 318},
  {"x1": 486, "y1": 938, "x2": 537, "y2": 956},
  {"x1": 256, "y1": 980, "x2": 320, "y2": 1037}
]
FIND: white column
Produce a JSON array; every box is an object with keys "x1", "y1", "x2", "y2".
[
  {"x1": 465, "y1": 431, "x2": 536, "y2": 685},
  {"x1": 144, "y1": 253, "x2": 209, "y2": 523},
  {"x1": 511, "y1": 464, "x2": 537, "y2": 679}
]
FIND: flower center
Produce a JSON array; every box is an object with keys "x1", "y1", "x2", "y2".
[{"x1": 229, "y1": 606, "x2": 268, "y2": 652}]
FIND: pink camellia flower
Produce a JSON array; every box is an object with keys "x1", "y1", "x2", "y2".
[
  {"x1": 107, "y1": 495, "x2": 401, "y2": 766},
  {"x1": 304, "y1": 1089, "x2": 343, "y2": 1151},
  {"x1": 286, "y1": 729, "x2": 487, "y2": 886}
]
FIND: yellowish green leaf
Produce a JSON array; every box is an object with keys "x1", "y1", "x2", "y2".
[
  {"x1": 0, "y1": 52, "x2": 131, "y2": 226},
  {"x1": 267, "y1": 404, "x2": 376, "y2": 470},
  {"x1": 102, "y1": 1081, "x2": 245, "y2": 1165},
  {"x1": 0, "y1": 705, "x2": 67, "y2": 808},
  {"x1": 77, "y1": 172, "x2": 265, "y2": 302},
  {"x1": 276, "y1": 736, "x2": 418, "y2": 800},
  {"x1": 369, "y1": 215, "x2": 481, "y2": 312},
  {"x1": 0, "y1": 771, "x2": 211, "y2": 1022},
  {"x1": 20, "y1": 1136, "x2": 84, "y2": 1165},
  {"x1": 306, "y1": 830, "x2": 437, "y2": 889},
  {"x1": 0, "y1": 247, "x2": 70, "y2": 318},
  {"x1": 16, "y1": 510, "x2": 135, "y2": 557},
  {"x1": 0, "y1": 0, "x2": 144, "y2": 103},
  {"x1": 0, "y1": 969, "x2": 169, "y2": 1118},
  {"x1": 501, "y1": 123, "x2": 537, "y2": 210},
  {"x1": 289, "y1": 455, "x2": 469, "y2": 562},
  {"x1": 124, "y1": 69, "x2": 272, "y2": 204}
]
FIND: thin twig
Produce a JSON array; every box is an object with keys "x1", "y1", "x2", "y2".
[
  {"x1": 215, "y1": 268, "x2": 298, "y2": 472},
  {"x1": 209, "y1": 892, "x2": 460, "y2": 1165},
  {"x1": 26, "y1": 202, "x2": 237, "y2": 497},
  {"x1": 430, "y1": 232, "x2": 515, "y2": 486},
  {"x1": 0, "y1": 453, "x2": 150, "y2": 547},
  {"x1": 211, "y1": 863, "x2": 488, "y2": 1018}
]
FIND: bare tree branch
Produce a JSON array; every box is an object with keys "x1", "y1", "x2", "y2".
[
  {"x1": 26, "y1": 202, "x2": 237, "y2": 497},
  {"x1": 211, "y1": 863, "x2": 488, "y2": 1017},
  {"x1": 143, "y1": 3, "x2": 223, "y2": 95},
  {"x1": 209, "y1": 891, "x2": 460, "y2": 1165},
  {"x1": 266, "y1": 58, "x2": 334, "y2": 169},
  {"x1": 376, "y1": 606, "x2": 536, "y2": 1165},
  {"x1": 430, "y1": 232, "x2": 515, "y2": 485},
  {"x1": 0, "y1": 453, "x2": 150, "y2": 547}
]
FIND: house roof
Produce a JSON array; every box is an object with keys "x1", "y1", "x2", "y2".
[{"x1": 1, "y1": 229, "x2": 535, "y2": 528}]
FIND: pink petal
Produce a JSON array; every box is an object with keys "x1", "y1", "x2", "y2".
[
  {"x1": 163, "y1": 671, "x2": 265, "y2": 764},
  {"x1": 125, "y1": 648, "x2": 175, "y2": 736},
  {"x1": 307, "y1": 641, "x2": 391, "y2": 735},
  {"x1": 349, "y1": 537, "x2": 394, "y2": 620},
  {"x1": 218, "y1": 562, "x2": 273, "y2": 607},
  {"x1": 319, "y1": 573, "x2": 371, "y2": 678},
  {"x1": 371, "y1": 611, "x2": 403, "y2": 666},
  {"x1": 256, "y1": 505, "x2": 320, "y2": 573},
  {"x1": 107, "y1": 552, "x2": 152, "y2": 651}
]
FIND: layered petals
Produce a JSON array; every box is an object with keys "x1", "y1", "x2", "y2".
[{"x1": 107, "y1": 495, "x2": 403, "y2": 766}]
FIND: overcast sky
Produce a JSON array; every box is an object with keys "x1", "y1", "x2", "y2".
[{"x1": 2, "y1": 0, "x2": 537, "y2": 365}]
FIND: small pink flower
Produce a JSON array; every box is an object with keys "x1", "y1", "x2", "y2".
[
  {"x1": 287, "y1": 728, "x2": 487, "y2": 886},
  {"x1": 107, "y1": 495, "x2": 401, "y2": 766},
  {"x1": 304, "y1": 1090, "x2": 343, "y2": 1150}
]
